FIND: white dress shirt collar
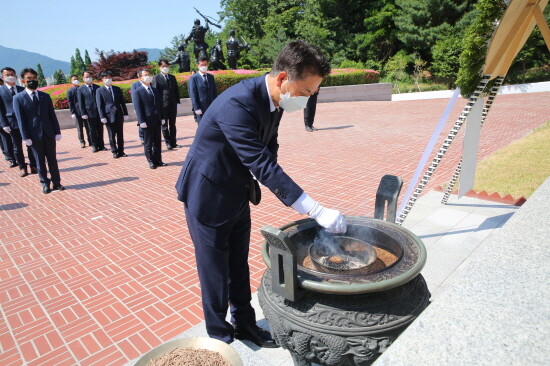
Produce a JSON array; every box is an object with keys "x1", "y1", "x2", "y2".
[
  {"x1": 25, "y1": 88, "x2": 38, "y2": 99},
  {"x1": 264, "y1": 74, "x2": 276, "y2": 112}
]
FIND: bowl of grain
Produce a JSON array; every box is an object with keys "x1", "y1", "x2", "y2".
[{"x1": 135, "y1": 337, "x2": 243, "y2": 366}]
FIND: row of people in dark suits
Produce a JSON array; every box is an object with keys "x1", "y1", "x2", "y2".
[{"x1": 0, "y1": 67, "x2": 64, "y2": 193}]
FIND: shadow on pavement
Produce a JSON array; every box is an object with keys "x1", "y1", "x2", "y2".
[
  {"x1": 58, "y1": 156, "x2": 82, "y2": 163},
  {"x1": 0, "y1": 202, "x2": 29, "y2": 210},
  {"x1": 0, "y1": 182, "x2": 10, "y2": 187},
  {"x1": 316, "y1": 125, "x2": 354, "y2": 131},
  {"x1": 60, "y1": 163, "x2": 108, "y2": 173},
  {"x1": 66, "y1": 176, "x2": 140, "y2": 190}
]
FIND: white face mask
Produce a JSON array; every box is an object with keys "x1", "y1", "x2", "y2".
[
  {"x1": 84, "y1": 77, "x2": 92, "y2": 84},
  {"x1": 279, "y1": 80, "x2": 310, "y2": 113},
  {"x1": 160, "y1": 67, "x2": 169, "y2": 74},
  {"x1": 142, "y1": 75, "x2": 153, "y2": 84},
  {"x1": 4, "y1": 76, "x2": 16, "y2": 83},
  {"x1": 199, "y1": 66, "x2": 208, "y2": 73},
  {"x1": 103, "y1": 79, "x2": 112, "y2": 86},
  {"x1": 72, "y1": 79, "x2": 80, "y2": 86}
]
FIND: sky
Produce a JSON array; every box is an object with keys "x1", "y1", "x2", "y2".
[{"x1": 1, "y1": 0, "x2": 224, "y2": 62}]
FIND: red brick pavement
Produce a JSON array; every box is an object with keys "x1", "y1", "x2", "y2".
[{"x1": 1, "y1": 92, "x2": 548, "y2": 365}]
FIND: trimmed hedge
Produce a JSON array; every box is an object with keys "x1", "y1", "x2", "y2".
[{"x1": 41, "y1": 68, "x2": 380, "y2": 110}]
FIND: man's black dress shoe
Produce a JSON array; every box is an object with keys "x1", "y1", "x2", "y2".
[
  {"x1": 157, "y1": 162, "x2": 168, "y2": 167},
  {"x1": 52, "y1": 184, "x2": 65, "y2": 191},
  {"x1": 100, "y1": 147, "x2": 108, "y2": 151},
  {"x1": 305, "y1": 126, "x2": 317, "y2": 132},
  {"x1": 92, "y1": 146, "x2": 99, "y2": 152},
  {"x1": 30, "y1": 166, "x2": 38, "y2": 174},
  {"x1": 113, "y1": 152, "x2": 119, "y2": 159},
  {"x1": 233, "y1": 324, "x2": 279, "y2": 348},
  {"x1": 9, "y1": 161, "x2": 18, "y2": 168},
  {"x1": 42, "y1": 186, "x2": 51, "y2": 194},
  {"x1": 167, "y1": 145, "x2": 174, "y2": 150},
  {"x1": 118, "y1": 152, "x2": 128, "y2": 157},
  {"x1": 149, "y1": 163, "x2": 157, "y2": 169}
]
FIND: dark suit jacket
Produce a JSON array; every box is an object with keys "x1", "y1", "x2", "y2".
[
  {"x1": 187, "y1": 72, "x2": 217, "y2": 113},
  {"x1": 13, "y1": 90, "x2": 60, "y2": 141},
  {"x1": 67, "y1": 86, "x2": 82, "y2": 116},
  {"x1": 0, "y1": 85, "x2": 25, "y2": 129},
  {"x1": 131, "y1": 81, "x2": 142, "y2": 92},
  {"x1": 152, "y1": 73, "x2": 180, "y2": 108},
  {"x1": 175, "y1": 74, "x2": 301, "y2": 227},
  {"x1": 131, "y1": 85, "x2": 162, "y2": 127},
  {"x1": 77, "y1": 83, "x2": 100, "y2": 118},
  {"x1": 96, "y1": 85, "x2": 128, "y2": 123}
]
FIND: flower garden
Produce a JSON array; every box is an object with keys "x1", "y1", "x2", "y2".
[{"x1": 40, "y1": 68, "x2": 380, "y2": 110}]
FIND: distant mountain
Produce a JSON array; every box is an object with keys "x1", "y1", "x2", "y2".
[
  {"x1": 0, "y1": 45, "x2": 70, "y2": 77},
  {"x1": 136, "y1": 48, "x2": 163, "y2": 62}
]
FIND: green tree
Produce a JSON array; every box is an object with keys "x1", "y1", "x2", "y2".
[
  {"x1": 431, "y1": 32, "x2": 464, "y2": 88},
  {"x1": 395, "y1": 0, "x2": 475, "y2": 61},
  {"x1": 75, "y1": 48, "x2": 85, "y2": 73},
  {"x1": 69, "y1": 56, "x2": 77, "y2": 76},
  {"x1": 84, "y1": 49, "x2": 92, "y2": 68},
  {"x1": 52, "y1": 69, "x2": 66, "y2": 85},
  {"x1": 36, "y1": 63, "x2": 47, "y2": 87}
]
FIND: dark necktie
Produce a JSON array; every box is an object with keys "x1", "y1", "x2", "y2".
[
  {"x1": 203, "y1": 74, "x2": 208, "y2": 88},
  {"x1": 108, "y1": 87, "x2": 114, "y2": 100},
  {"x1": 89, "y1": 85, "x2": 94, "y2": 96},
  {"x1": 10, "y1": 87, "x2": 16, "y2": 96},
  {"x1": 165, "y1": 75, "x2": 170, "y2": 85},
  {"x1": 32, "y1": 92, "x2": 39, "y2": 113}
]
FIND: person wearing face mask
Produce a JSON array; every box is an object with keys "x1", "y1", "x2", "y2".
[
  {"x1": 13, "y1": 68, "x2": 63, "y2": 194},
  {"x1": 175, "y1": 40, "x2": 346, "y2": 348},
  {"x1": 96, "y1": 72, "x2": 129, "y2": 159},
  {"x1": 187, "y1": 56, "x2": 217, "y2": 123},
  {"x1": 67, "y1": 75, "x2": 91, "y2": 148},
  {"x1": 131, "y1": 69, "x2": 166, "y2": 169},
  {"x1": 0, "y1": 70, "x2": 17, "y2": 169},
  {"x1": 0, "y1": 67, "x2": 38, "y2": 176},
  {"x1": 77, "y1": 71, "x2": 106, "y2": 152},
  {"x1": 152, "y1": 60, "x2": 181, "y2": 150}
]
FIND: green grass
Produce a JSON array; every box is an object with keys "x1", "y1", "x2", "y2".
[
  {"x1": 390, "y1": 82, "x2": 449, "y2": 94},
  {"x1": 473, "y1": 121, "x2": 550, "y2": 198}
]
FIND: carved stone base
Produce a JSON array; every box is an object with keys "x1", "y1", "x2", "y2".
[{"x1": 259, "y1": 270, "x2": 430, "y2": 366}]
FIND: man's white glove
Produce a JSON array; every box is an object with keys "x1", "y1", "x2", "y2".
[
  {"x1": 82, "y1": 115, "x2": 88, "y2": 119},
  {"x1": 3, "y1": 126, "x2": 11, "y2": 133},
  {"x1": 124, "y1": 115, "x2": 129, "y2": 121},
  {"x1": 195, "y1": 109, "x2": 202, "y2": 115},
  {"x1": 55, "y1": 134, "x2": 62, "y2": 141},
  {"x1": 291, "y1": 192, "x2": 347, "y2": 233},
  {"x1": 140, "y1": 122, "x2": 147, "y2": 128},
  {"x1": 162, "y1": 119, "x2": 166, "y2": 125},
  {"x1": 71, "y1": 114, "x2": 76, "y2": 119},
  {"x1": 24, "y1": 139, "x2": 32, "y2": 146},
  {"x1": 100, "y1": 118, "x2": 107, "y2": 124}
]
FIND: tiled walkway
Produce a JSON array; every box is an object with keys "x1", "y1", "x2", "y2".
[{"x1": 1, "y1": 92, "x2": 549, "y2": 365}]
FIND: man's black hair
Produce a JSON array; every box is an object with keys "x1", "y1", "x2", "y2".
[
  {"x1": 158, "y1": 59, "x2": 169, "y2": 66},
  {"x1": 270, "y1": 40, "x2": 331, "y2": 80},
  {"x1": 1, "y1": 67, "x2": 16, "y2": 74},
  {"x1": 197, "y1": 55, "x2": 209, "y2": 63},
  {"x1": 82, "y1": 70, "x2": 93, "y2": 76},
  {"x1": 137, "y1": 68, "x2": 150, "y2": 77},
  {"x1": 20, "y1": 68, "x2": 37, "y2": 78},
  {"x1": 100, "y1": 71, "x2": 112, "y2": 78},
  {"x1": 70, "y1": 74, "x2": 79, "y2": 79}
]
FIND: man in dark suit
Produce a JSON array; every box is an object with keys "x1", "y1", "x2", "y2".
[
  {"x1": 96, "y1": 72, "x2": 129, "y2": 159},
  {"x1": 304, "y1": 89, "x2": 319, "y2": 132},
  {"x1": 175, "y1": 41, "x2": 346, "y2": 347},
  {"x1": 0, "y1": 67, "x2": 37, "y2": 176},
  {"x1": 0, "y1": 71, "x2": 16, "y2": 168},
  {"x1": 131, "y1": 80, "x2": 144, "y2": 145},
  {"x1": 131, "y1": 69, "x2": 166, "y2": 169},
  {"x1": 67, "y1": 74, "x2": 91, "y2": 148},
  {"x1": 77, "y1": 71, "x2": 106, "y2": 152},
  {"x1": 13, "y1": 68, "x2": 63, "y2": 194},
  {"x1": 152, "y1": 59, "x2": 181, "y2": 150},
  {"x1": 187, "y1": 55, "x2": 217, "y2": 123}
]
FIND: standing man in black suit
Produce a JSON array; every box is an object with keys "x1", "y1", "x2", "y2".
[
  {"x1": 187, "y1": 55, "x2": 217, "y2": 123},
  {"x1": 96, "y1": 72, "x2": 129, "y2": 159},
  {"x1": 67, "y1": 75, "x2": 91, "y2": 148},
  {"x1": 131, "y1": 69, "x2": 166, "y2": 169},
  {"x1": 152, "y1": 60, "x2": 181, "y2": 150},
  {"x1": 304, "y1": 89, "x2": 319, "y2": 132},
  {"x1": 0, "y1": 67, "x2": 37, "y2": 176},
  {"x1": 13, "y1": 68, "x2": 63, "y2": 194},
  {"x1": 78, "y1": 71, "x2": 106, "y2": 152},
  {"x1": 0, "y1": 71, "x2": 16, "y2": 168}
]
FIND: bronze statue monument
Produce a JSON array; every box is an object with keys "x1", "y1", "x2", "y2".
[
  {"x1": 210, "y1": 39, "x2": 226, "y2": 71},
  {"x1": 226, "y1": 30, "x2": 250, "y2": 70},
  {"x1": 169, "y1": 42, "x2": 191, "y2": 72}
]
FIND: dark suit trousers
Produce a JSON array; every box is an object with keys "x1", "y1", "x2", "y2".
[
  {"x1": 106, "y1": 120, "x2": 124, "y2": 154},
  {"x1": 75, "y1": 115, "x2": 91, "y2": 144},
  {"x1": 87, "y1": 117, "x2": 105, "y2": 149},
  {"x1": 142, "y1": 121, "x2": 162, "y2": 165},
  {"x1": 304, "y1": 91, "x2": 318, "y2": 127},
  {"x1": 31, "y1": 136, "x2": 60, "y2": 187},
  {"x1": 161, "y1": 105, "x2": 178, "y2": 147},
  {"x1": 10, "y1": 129, "x2": 36, "y2": 169},
  {"x1": 184, "y1": 202, "x2": 256, "y2": 343},
  {"x1": 0, "y1": 128, "x2": 15, "y2": 162}
]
